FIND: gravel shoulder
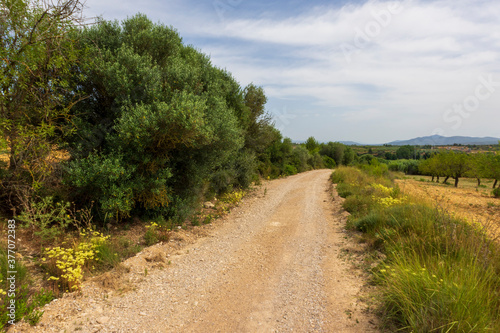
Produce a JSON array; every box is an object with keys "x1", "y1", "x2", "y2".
[{"x1": 10, "y1": 169, "x2": 378, "y2": 333}]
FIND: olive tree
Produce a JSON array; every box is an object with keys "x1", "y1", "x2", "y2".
[{"x1": 65, "y1": 15, "x2": 247, "y2": 220}]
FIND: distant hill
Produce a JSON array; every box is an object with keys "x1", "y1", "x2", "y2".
[
  {"x1": 386, "y1": 135, "x2": 500, "y2": 146},
  {"x1": 338, "y1": 141, "x2": 363, "y2": 146}
]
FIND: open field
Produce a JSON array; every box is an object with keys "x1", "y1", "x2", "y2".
[{"x1": 396, "y1": 175, "x2": 500, "y2": 239}]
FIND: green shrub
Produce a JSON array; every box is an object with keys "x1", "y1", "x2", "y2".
[
  {"x1": 323, "y1": 155, "x2": 336, "y2": 169},
  {"x1": 283, "y1": 164, "x2": 297, "y2": 176},
  {"x1": 342, "y1": 195, "x2": 374, "y2": 216},
  {"x1": 352, "y1": 212, "x2": 387, "y2": 232},
  {"x1": 360, "y1": 160, "x2": 390, "y2": 178},
  {"x1": 0, "y1": 247, "x2": 53, "y2": 330},
  {"x1": 330, "y1": 171, "x2": 344, "y2": 184},
  {"x1": 335, "y1": 183, "x2": 352, "y2": 198},
  {"x1": 210, "y1": 169, "x2": 235, "y2": 195},
  {"x1": 16, "y1": 196, "x2": 75, "y2": 242},
  {"x1": 144, "y1": 221, "x2": 170, "y2": 246},
  {"x1": 65, "y1": 152, "x2": 137, "y2": 221},
  {"x1": 388, "y1": 159, "x2": 421, "y2": 175},
  {"x1": 291, "y1": 146, "x2": 311, "y2": 173},
  {"x1": 233, "y1": 150, "x2": 257, "y2": 189},
  {"x1": 310, "y1": 152, "x2": 325, "y2": 169}
]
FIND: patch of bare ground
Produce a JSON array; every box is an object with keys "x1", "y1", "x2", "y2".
[
  {"x1": 9, "y1": 170, "x2": 379, "y2": 332},
  {"x1": 396, "y1": 178, "x2": 500, "y2": 240}
]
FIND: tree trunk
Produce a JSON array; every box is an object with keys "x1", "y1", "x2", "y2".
[
  {"x1": 454, "y1": 177, "x2": 459, "y2": 187},
  {"x1": 443, "y1": 176, "x2": 449, "y2": 184},
  {"x1": 431, "y1": 175, "x2": 435, "y2": 182},
  {"x1": 8, "y1": 136, "x2": 17, "y2": 171},
  {"x1": 477, "y1": 178, "x2": 481, "y2": 187},
  {"x1": 494, "y1": 179, "x2": 498, "y2": 188},
  {"x1": 436, "y1": 176, "x2": 440, "y2": 182}
]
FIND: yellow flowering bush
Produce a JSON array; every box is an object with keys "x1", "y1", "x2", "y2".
[
  {"x1": 220, "y1": 190, "x2": 246, "y2": 205},
  {"x1": 377, "y1": 196, "x2": 408, "y2": 207},
  {"x1": 216, "y1": 190, "x2": 246, "y2": 213},
  {"x1": 144, "y1": 221, "x2": 170, "y2": 245},
  {"x1": 43, "y1": 228, "x2": 110, "y2": 291},
  {"x1": 371, "y1": 183, "x2": 393, "y2": 196},
  {"x1": 369, "y1": 183, "x2": 407, "y2": 207},
  {"x1": 0, "y1": 275, "x2": 5, "y2": 295}
]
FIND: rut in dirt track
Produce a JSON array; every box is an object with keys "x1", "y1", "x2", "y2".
[{"x1": 29, "y1": 170, "x2": 377, "y2": 333}]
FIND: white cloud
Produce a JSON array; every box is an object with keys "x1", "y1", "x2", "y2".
[{"x1": 83, "y1": 0, "x2": 500, "y2": 142}]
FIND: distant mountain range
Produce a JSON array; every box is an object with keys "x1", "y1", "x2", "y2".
[
  {"x1": 336, "y1": 135, "x2": 500, "y2": 146},
  {"x1": 301, "y1": 135, "x2": 499, "y2": 146},
  {"x1": 338, "y1": 141, "x2": 363, "y2": 146},
  {"x1": 386, "y1": 135, "x2": 500, "y2": 146}
]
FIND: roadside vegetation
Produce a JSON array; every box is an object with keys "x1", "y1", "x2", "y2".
[{"x1": 332, "y1": 163, "x2": 500, "y2": 332}]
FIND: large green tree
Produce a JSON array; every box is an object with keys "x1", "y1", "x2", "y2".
[
  {"x1": 419, "y1": 154, "x2": 443, "y2": 182},
  {"x1": 0, "y1": 0, "x2": 86, "y2": 209},
  {"x1": 396, "y1": 145, "x2": 416, "y2": 160},
  {"x1": 65, "y1": 15, "x2": 250, "y2": 220},
  {"x1": 242, "y1": 83, "x2": 277, "y2": 156},
  {"x1": 427, "y1": 151, "x2": 471, "y2": 187},
  {"x1": 481, "y1": 153, "x2": 500, "y2": 188},
  {"x1": 305, "y1": 136, "x2": 320, "y2": 153},
  {"x1": 320, "y1": 142, "x2": 346, "y2": 166}
]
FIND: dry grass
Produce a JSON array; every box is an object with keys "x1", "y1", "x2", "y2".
[
  {"x1": 0, "y1": 140, "x2": 70, "y2": 169},
  {"x1": 335, "y1": 166, "x2": 500, "y2": 332},
  {"x1": 396, "y1": 176, "x2": 500, "y2": 240}
]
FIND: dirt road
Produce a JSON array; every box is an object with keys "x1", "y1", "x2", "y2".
[{"x1": 15, "y1": 170, "x2": 377, "y2": 332}]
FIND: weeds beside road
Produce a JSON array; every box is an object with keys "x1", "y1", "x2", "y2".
[{"x1": 332, "y1": 165, "x2": 500, "y2": 332}]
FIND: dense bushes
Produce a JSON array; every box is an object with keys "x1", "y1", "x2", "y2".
[{"x1": 387, "y1": 159, "x2": 420, "y2": 175}]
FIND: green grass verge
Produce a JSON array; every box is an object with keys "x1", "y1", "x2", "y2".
[
  {"x1": 0, "y1": 247, "x2": 54, "y2": 331},
  {"x1": 332, "y1": 165, "x2": 500, "y2": 332}
]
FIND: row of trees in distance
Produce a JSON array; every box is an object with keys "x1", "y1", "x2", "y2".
[{"x1": 419, "y1": 151, "x2": 500, "y2": 188}]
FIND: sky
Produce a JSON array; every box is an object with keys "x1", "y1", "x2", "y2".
[{"x1": 82, "y1": 0, "x2": 500, "y2": 144}]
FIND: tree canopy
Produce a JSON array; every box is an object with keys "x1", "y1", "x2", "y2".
[{"x1": 0, "y1": 0, "x2": 88, "y2": 209}]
